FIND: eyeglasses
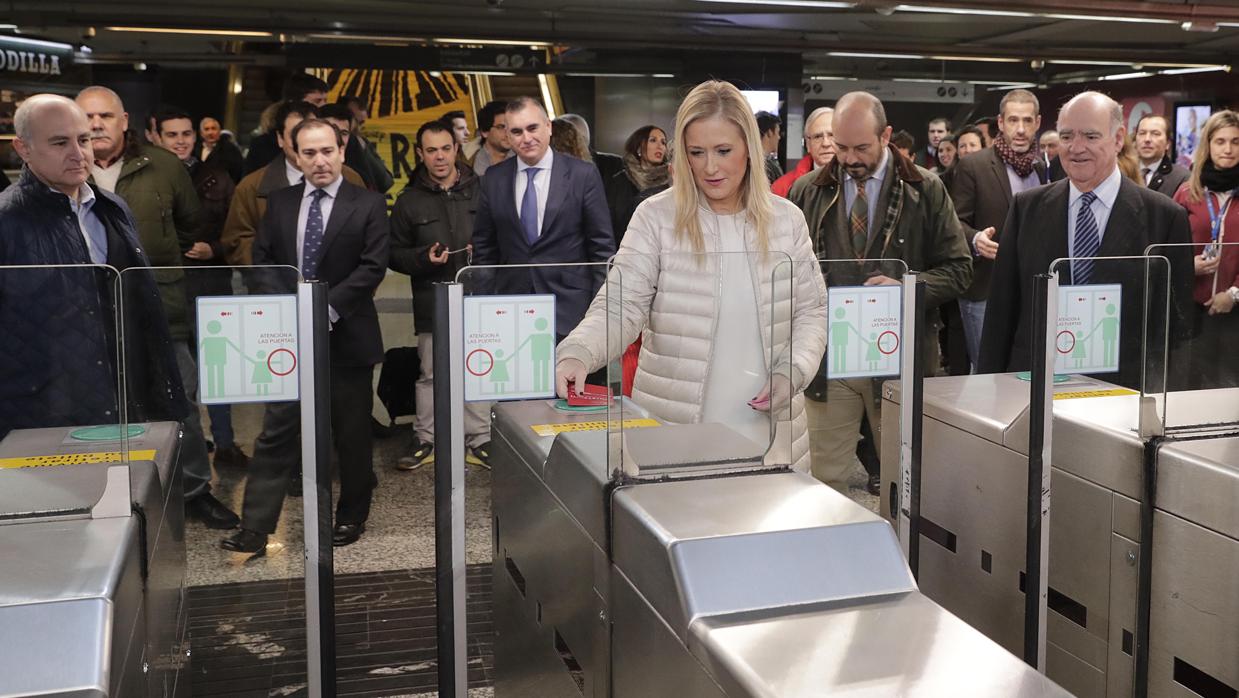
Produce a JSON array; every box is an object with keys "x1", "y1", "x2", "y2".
[{"x1": 806, "y1": 132, "x2": 833, "y2": 144}]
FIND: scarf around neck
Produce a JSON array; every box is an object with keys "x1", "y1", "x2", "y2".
[
  {"x1": 1201, "y1": 160, "x2": 1239, "y2": 194},
  {"x1": 992, "y1": 133, "x2": 1038, "y2": 178},
  {"x1": 623, "y1": 152, "x2": 670, "y2": 192}
]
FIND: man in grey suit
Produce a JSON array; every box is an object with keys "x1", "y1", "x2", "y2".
[
  {"x1": 1135, "y1": 115, "x2": 1191, "y2": 198},
  {"x1": 471, "y1": 97, "x2": 615, "y2": 338},
  {"x1": 951, "y1": 89, "x2": 1048, "y2": 369},
  {"x1": 979, "y1": 92, "x2": 1192, "y2": 388}
]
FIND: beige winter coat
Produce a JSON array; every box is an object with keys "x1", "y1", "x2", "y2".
[{"x1": 557, "y1": 189, "x2": 828, "y2": 472}]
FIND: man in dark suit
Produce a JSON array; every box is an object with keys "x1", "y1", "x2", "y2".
[
  {"x1": 472, "y1": 97, "x2": 615, "y2": 338},
  {"x1": 1135, "y1": 115, "x2": 1191, "y2": 198},
  {"x1": 222, "y1": 118, "x2": 389, "y2": 552},
  {"x1": 979, "y1": 92, "x2": 1192, "y2": 387},
  {"x1": 914, "y1": 117, "x2": 950, "y2": 169},
  {"x1": 951, "y1": 89, "x2": 1047, "y2": 370}
]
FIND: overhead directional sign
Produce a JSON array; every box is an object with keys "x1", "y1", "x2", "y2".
[
  {"x1": 826, "y1": 285, "x2": 902, "y2": 379},
  {"x1": 1055, "y1": 284, "x2": 1121, "y2": 375},
  {"x1": 196, "y1": 295, "x2": 300, "y2": 404},
  {"x1": 463, "y1": 294, "x2": 556, "y2": 402}
]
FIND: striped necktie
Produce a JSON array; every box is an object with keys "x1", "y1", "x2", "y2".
[
  {"x1": 850, "y1": 177, "x2": 870, "y2": 259},
  {"x1": 1073, "y1": 191, "x2": 1100, "y2": 284}
]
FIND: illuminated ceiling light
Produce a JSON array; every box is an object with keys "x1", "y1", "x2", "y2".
[
  {"x1": 306, "y1": 32, "x2": 425, "y2": 43},
  {"x1": 696, "y1": 0, "x2": 856, "y2": 7},
  {"x1": 894, "y1": 5, "x2": 1033, "y2": 17},
  {"x1": 1098, "y1": 71, "x2": 1154, "y2": 81},
  {"x1": 828, "y1": 51, "x2": 926, "y2": 60},
  {"x1": 1047, "y1": 59, "x2": 1134, "y2": 66},
  {"x1": 432, "y1": 37, "x2": 550, "y2": 48},
  {"x1": 105, "y1": 26, "x2": 273, "y2": 37},
  {"x1": 0, "y1": 34, "x2": 75, "y2": 50},
  {"x1": 653, "y1": 73, "x2": 675, "y2": 78},
  {"x1": 0, "y1": 24, "x2": 17, "y2": 30},
  {"x1": 1043, "y1": 13, "x2": 1174, "y2": 24},
  {"x1": 1160, "y1": 65, "x2": 1230, "y2": 75},
  {"x1": 538, "y1": 74, "x2": 557, "y2": 118},
  {"x1": 929, "y1": 54, "x2": 1022, "y2": 63},
  {"x1": 468, "y1": 71, "x2": 517, "y2": 76},
  {"x1": 808, "y1": 75, "x2": 858, "y2": 80}
]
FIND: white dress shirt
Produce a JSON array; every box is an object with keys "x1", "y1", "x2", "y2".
[
  {"x1": 58, "y1": 185, "x2": 108, "y2": 264},
  {"x1": 296, "y1": 175, "x2": 343, "y2": 323},
  {"x1": 1067, "y1": 165, "x2": 1122, "y2": 259},
  {"x1": 285, "y1": 158, "x2": 305, "y2": 187},
  {"x1": 514, "y1": 148, "x2": 554, "y2": 237},
  {"x1": 90, "y1": 159, "x2": 124, "y2": 193}
]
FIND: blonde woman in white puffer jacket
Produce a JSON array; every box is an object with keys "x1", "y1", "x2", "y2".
[{"x1": 556, "y1": 80, "x2": 828, "y2": 472}]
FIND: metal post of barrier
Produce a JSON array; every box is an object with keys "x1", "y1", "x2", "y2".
[
  {"x1": 299, "y1": 280, "x2": 336, "y2": 696},
  {"x1": 433, "y1": 282, "x2": 468, "y2": 697},
  {"x1": 1024, "y1": 272, "x2": 1056, "y2": 670},
  {"x1": 897, "y1": 274, "x2": 924, "y2": 574}
]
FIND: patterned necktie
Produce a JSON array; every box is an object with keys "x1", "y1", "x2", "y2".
[
  {"x1": 302, "y1": 188, "x2": 328, "y2": 280},
  {"x1": 850, "y1": 176, "x2": 870, "y2": 258},
  {"x1": 1141, "y1": 167, "x2": 1152, "y2": 184},
  {"x1": 1073, "y1": 191, "x2": 1100, "y2": 284},
  {"x1": 520, "y1": 167, "x2": 541, "y2": 245}
]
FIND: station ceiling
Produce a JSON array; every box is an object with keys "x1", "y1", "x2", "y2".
[{"x1": 6, "y1": 0, "x2": 1239, "y2": 84}]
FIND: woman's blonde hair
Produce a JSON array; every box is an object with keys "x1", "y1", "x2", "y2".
[
  {"x1": 1188, "y1": 110, "x2": 1239, "y2": 203},
  {"x1": 670, "y1": 80, "x2": 772, "y2": 252}
]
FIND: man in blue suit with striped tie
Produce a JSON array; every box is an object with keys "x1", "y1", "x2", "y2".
[
  {"x1": 471, "y1": 97, "x2": 615, "y2": 339},
  {"x1": 978, "y1": 91, "x2": 1192, "y2": 388}
]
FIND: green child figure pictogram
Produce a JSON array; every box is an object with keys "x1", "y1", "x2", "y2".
[
  {"x1": 490, "y1": 349, "x2": 511, "y2": 395},
  {"x1": 866, "y1": 332, "x2": 881, "y2": 370},
  {"x1": 252, "y1": 350, "x2": 273, "y2": 396}
]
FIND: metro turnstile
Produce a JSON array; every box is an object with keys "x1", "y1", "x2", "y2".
[
  {"x1": 490, "y1": 399, "x2": 1069, "y2": 696},
  {"x1": 881, "y1": 374, "x2": 1239, "y2": 698},
  {"x1": 0, "y1": 423, "x2": 188, "y2": 698}
]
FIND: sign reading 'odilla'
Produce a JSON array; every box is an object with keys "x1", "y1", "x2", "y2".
[{"x1": 0, "y1": 37, "x2": 72, "y2": 76}]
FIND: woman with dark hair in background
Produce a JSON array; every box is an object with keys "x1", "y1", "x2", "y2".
[
  {"x1": 550, "y1": 118, "x2": 592, "y2": 162},
  {"x1": 605, "y1": 124, "x2": 671, "y2": 244},
  {"x1": 934, "y1": 133, "x2": 968, "y2": 375},
  {"x1": 935, "y1": 133, "x2": 959, "y2": 192},
  {"x1": 956, "y1": 125, "x2": 985, "y2": 159}
]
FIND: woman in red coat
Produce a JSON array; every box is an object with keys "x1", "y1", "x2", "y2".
[{"x1": 1173, "y1": 109, "x2": 1239, "y2": 389}]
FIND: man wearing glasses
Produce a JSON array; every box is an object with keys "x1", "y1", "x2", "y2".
[
  {"x1": 773, "y1": 106, "x2": 834, "y2": 197},
  {"x1": 388, "y1": 119, "x2": 492, "y2": 470}
]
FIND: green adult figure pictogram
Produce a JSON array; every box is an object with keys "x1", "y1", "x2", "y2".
[
  {"x1": 200, "y1": 319, "x2": 244, "y2": 398},
  {"x1": 511, "y1": 317, "x2": 555, "y2": 392},
  {"x1": 830, "y1": 306, "x2": 864, "y2": 375},
  {"x1": 252, "y1": 350, "x2": 273, "y2": 396},
  {"x1": 1097, "y1": 303, "x2": 1119, "y2": 367},
  {"x1": 490, "y1": 349, "x2": 511, "y2": 394}
]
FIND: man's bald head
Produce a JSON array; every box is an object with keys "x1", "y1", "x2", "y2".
[
  {"x1": 835, "y1": 91, "x2": 888, "y2": 137},
  {"x1": 1058, "y1": 91, "x2": 1122, "y2": 136},
  {"x1": 12, "y1": 93, "x2": 93, "y2": 196}
]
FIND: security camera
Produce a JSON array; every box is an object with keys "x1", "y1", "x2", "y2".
[
  {"x1": 1030, "y1": 59, "x2": 1045, "y2": 71},
  {"x1": 82, "y1": 26, "x2": 96, "y2": 40}
]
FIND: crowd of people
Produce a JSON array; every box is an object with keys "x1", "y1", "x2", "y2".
[{"x1": 0, "y1": 70, "x2": 1227, "y2": 551}]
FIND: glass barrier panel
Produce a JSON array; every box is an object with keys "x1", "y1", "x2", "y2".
[
  {"x1": 0, "y1": 263, "x2": 128, "y2": 461},
  {"x1": 593, "y1": 251, "x2": 795, "y2": 480},
  {"x1": 120, "y1": 263, "x2": 320, "y2": 694},
  {"x1": 1146, "y1": 241, "x2": 1239, "y2": 434},
  {"x1": 815, "y1": 257, "x2": 909, "y2": 507}
]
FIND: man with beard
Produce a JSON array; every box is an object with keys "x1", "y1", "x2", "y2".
[
  {"x1": 789, "y1": 91, "x2": 971, "y2": 493},
  {"x1": 950, "y1": 89, "x2": 1048, "y2": 370}
]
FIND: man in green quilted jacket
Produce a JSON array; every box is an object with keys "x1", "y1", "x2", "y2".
[{"x1": 76, "y1": 85, "x2": 240, "y2": 531}]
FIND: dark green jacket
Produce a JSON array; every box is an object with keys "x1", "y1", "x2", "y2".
[
  {"x1": 788, "y1": 145, "x2": 972, "y2": 310},
  {"x1": 95, "y1": 137, "x2": 202, "y2": 340}
]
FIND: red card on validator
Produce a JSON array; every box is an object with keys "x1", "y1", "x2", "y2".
[{"x1": 566, "y1": 383, "x2": 611, "y2": 407}]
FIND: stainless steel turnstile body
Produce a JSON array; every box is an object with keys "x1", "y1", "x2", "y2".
[
  {"x1": 492, "y1": 400, "x2": 1068, "y2": 696},
  {"x1": 0, "y1": 423, "x2": 188, "y2": 698},
  {"x1": 880, "y1": 374, "x2": 1239, "y2": 697}
]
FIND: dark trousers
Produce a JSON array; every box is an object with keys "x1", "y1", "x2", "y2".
[{"x1": 241, "y1": 364, "x2": 377, "y2": 533}]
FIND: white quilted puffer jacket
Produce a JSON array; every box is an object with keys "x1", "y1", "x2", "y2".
[{"x1": 557, "y1": 189, "x2": 828, "y2": 472}]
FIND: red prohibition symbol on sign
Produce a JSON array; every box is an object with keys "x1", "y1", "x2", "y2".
[
  {"x1": 877, "y1": 330, "x2": 900, "y2": 355},
  {"x1": 267, "y1": 348, "x2": 297, "y2": 377},
  {"x1": 466, "y1": 348, "x2": 494, "y2": 376},
  {"x1": 1056, "y1": 330, "x2": 1076, "y2": 354}
]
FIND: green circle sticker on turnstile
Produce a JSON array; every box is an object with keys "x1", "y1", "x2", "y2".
[
  {"x1": 551, "y1": 400, "x2": 608, "y2": 413},
  {"x1": 69, "y1": 425, "x2": 147, "y2": 441},
  {"x1": 1014, "y1": 371, "x2": 1071, "y2": 384}
]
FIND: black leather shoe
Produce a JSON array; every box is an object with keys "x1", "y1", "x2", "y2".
[
  {"x1": 221, "y1": 528, "x2": 268, "y2": 553},
  {"x1": 287, "y1": 473, "x2": 303, "y2": 498},
  {"x1": 866, "y1": 474, "x2": 881, "y2": 496},
  {"x1": 332, "y1": 522, "x2": 365, "y2": 547},
  {"x1": 186, "y1": 493, "x2": 240, "y2": 530}
]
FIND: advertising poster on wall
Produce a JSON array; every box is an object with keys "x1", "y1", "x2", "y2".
[{"x1": 318, "y1": 69, "x2": 475, "y2": 201}]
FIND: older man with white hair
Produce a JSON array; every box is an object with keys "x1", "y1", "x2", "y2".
[
  {"x1": 978, "y1": 91, "x2": 1193, "y2": 386},
  {"x1": 773, "y1": 106, "x2": 834, "y2": 197},
  {"x1": 0, "y1": 94, "x2": 188, "y2": 444}
]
